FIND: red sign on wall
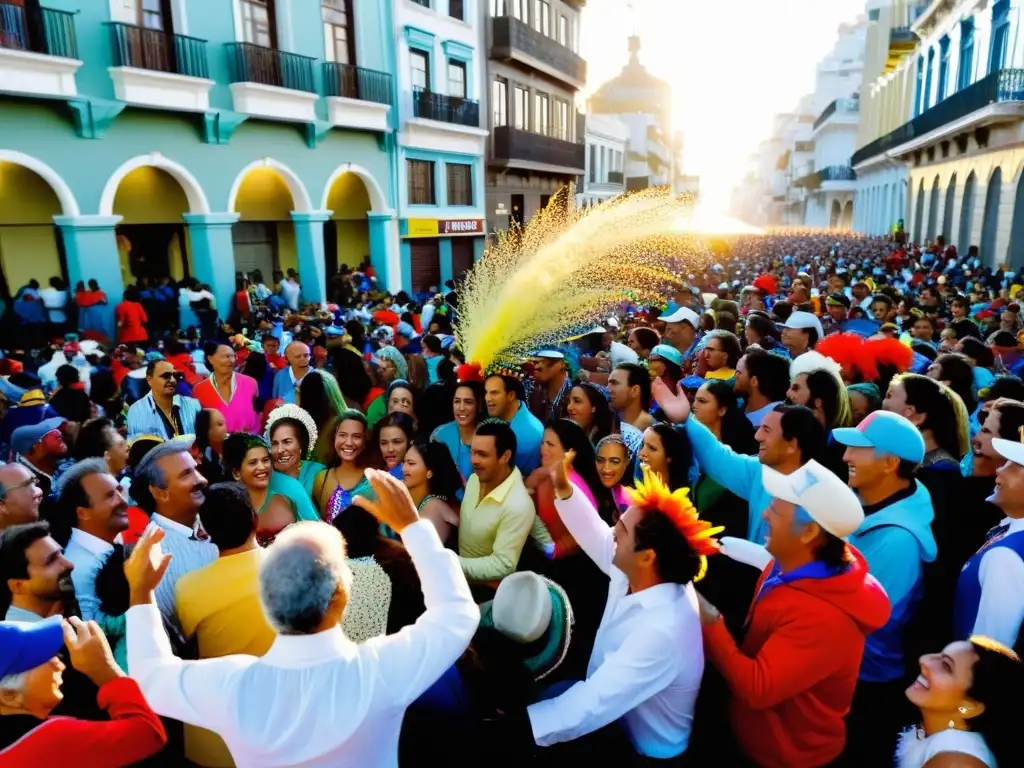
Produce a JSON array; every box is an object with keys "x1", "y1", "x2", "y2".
[{"x1": 440, "y1": 219, "x2": 484, "y2": 235}]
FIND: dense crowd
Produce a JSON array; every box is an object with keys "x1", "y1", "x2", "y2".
[{"x1": 0, "y1": 231, "x2": 1023, "y2": 767}]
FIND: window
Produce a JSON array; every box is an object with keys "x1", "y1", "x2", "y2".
[
  {"x1": 937, "y1": 35, "x2": 950, "y2": 102},
  {"x1": 240, "y1": 0, "x2": 274, "y2": 47},
  {"x1": 447, "y1": 60, "x2": 466, "y2": 98},
  {"x1": 490, "y1": 0, "x2": 507, "y2": 15},
  {"x1": 534, "y1": 92, "x2": 549, "y2": 134},
  {"x1": 447, "y1": 164, "x2": 473, "y2": 206},
  {"x1": 913, "y1": 54, "x2": 924, "y2": 117},
  {"x1": 554, "y1": 98, "x2": 569, "y2": 140},
  {"x1": 322, "y1": 0, "x2": 354, "y2": 65},
  {"x1": 449, "y1": 0, "x2": 465, "y2": 21},
  {"x1": 533, "y1": 0, "x2": 550, "y2": 36},
  {"x1": 408, "y1": 160, "x2": 435, "y2": 205},
  {"x1": 492, "y1": 78, "x2": 508, "y2": 126},
  {"x1": 589, "y1": 144, "x2": 596, "y2": 183},
  {"x1": 558, "y1": 15, "x2": 568, "y2": 46},
  {"x1": 958, "y1": 19, "x2": 974, "y2": 90},
  {"x1": 511, "y1": 0, "x2": 526, "y2": 21},
  {"x1": 514, "y1": 85, "x2": 528, "y2": 129},
  {"x1": 991, "y1": 0, "x2": 1010, "y2": 74},
  {"x1": 411, "y1": 49, "x2": 430, "y2": 91},
  {"x1": 924, "y1": 47, "x2": 935, "y2": 110},
  {"x1": 134, "y1": 0, "x2": 166, "y2": 30}
]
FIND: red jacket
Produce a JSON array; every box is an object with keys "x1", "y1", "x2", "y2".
[
  {"x1": 702, "y1": 547, "x2": 890, "y2": 768},
  {"x1": 0, "y1": 677, "x2": 166, "y2": 766}
]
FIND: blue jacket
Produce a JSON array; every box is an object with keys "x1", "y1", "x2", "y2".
[
  {"x1": 848, "y1": 481, "x2": 937, "y2": 683},
  {"x1": 509, "y1": 402, "x2": 543, "y2": 476}
]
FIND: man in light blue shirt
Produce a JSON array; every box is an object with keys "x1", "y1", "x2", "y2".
[
  {"x1": 0, "y1": 520, "x2": 74, "y2": 623},
  {"x1": 126, "y1": 360, "x2": 202, "y2": 440},
  {"x1": 484, "y1": 374, "x2": 543, "y2": 476},
  {"x1": 271, "y1": 342, "x2": 312, "y2": 404}
]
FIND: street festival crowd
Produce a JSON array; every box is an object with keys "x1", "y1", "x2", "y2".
[{"x1": 0, "y1": 225, "x2": 1024, "y2": 768}]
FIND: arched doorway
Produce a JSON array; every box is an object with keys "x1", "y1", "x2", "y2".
[
  {"x1": 942, "y1": 173, "x2": 956, "y2": 243},
  {"x1": 1009, "y1": 169, "x2": 1024, "y2": 269},
  {"x1": 926, "y1": 176, "x2": 940, "y2": 242},
  {"x1": 321, "y1": 164, "x2": 387, "y2": 302},
  {"x1": 830, "y1": 200, "x2": 842, "y2": 229},
  {"x1": 881, "y1": 186, "x2": 890, "y2": 232},
  {"x1": 0, "y1": 156, "x2": 77, "y2": 303},
  {"x1": 914, "y1": 179, "x2": 926, "y2": 243},
  {"x1": 981, "y1": 168, "x2": 1002, "y2": 266},
  {"x1": 841, "y1": 200, "x2": 853, "y2": 229},
  {"x1": 959, "y1": 172, "x2": 977, "y2": 250}
]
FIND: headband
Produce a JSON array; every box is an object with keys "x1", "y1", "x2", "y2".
[{"x1": 265, "y1": 404, "x2": 319, "y2": 459}]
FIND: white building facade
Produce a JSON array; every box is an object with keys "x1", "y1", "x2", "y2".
[
  {"x1": 577, "y1": 113, "x2": 629, "y2": 207},
  {"x1": 393, "y1": 0, "x2": 489, "y2": 291}
]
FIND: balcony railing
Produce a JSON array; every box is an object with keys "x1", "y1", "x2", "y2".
[
  {"x1": 608, "y1": 170, "x2": 624, "y2": 184},
  {"x1": 852, "y1": 68, "x2": 1024, "y2": 166},
  {"x1": 818, "y1": 165, "x2": 856, "y2": 182},
  {"x1": 814, "y1": 98, "x2": 859, "y2": 130},
  {"x1": 491, "y1": 16, "x2": 586, "y2": 85},
  {"x1": 413, "y1": 89, "x2": 479, "y2": 127},
  {"x1": 322, "y1": 62, "x2": 391, "y2": 104},
  {"x1": 225, "y1": 42, "x2": 316, "y2": 93},
  {"x1": 493, "y1": 126, "x2": 585, "y2": 170},
  {"x1": 0, "y1": 3, "x2": 77, "y2": 58},
  {"x1": 107, "y1": 23, "x2": 208, "y2": 78}
]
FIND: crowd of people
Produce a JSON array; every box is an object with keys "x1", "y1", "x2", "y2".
[{"x1": 0, "y1": 228, "x2": 1023, "y2": 767}]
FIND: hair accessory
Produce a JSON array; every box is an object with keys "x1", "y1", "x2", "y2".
[
  {"x1": 264, "y1": 403, "x2": 319, "y2": 458},
  {"x1": 625, "y1": 465, "x2": 723, "y2": 581}
]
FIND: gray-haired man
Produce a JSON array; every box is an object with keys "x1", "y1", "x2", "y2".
[{"x1": 133, "y1": 439, "x2": 215, "y2": 629}]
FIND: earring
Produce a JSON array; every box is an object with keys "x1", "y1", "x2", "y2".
[
  {"x1": 427, "y1": 472, "x2": 433, "y2": 480},
  {"x1": 959, "y1": 706, "x2": 968, "y2": 714}
]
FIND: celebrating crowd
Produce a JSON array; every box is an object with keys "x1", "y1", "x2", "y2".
[{"x1": 0, "y1": 230, "x2": 1023, "y2": 767}]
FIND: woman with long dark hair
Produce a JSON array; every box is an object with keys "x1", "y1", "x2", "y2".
[
  {"x1": 372, "y1": 412, "x2": 416, "y2": 479},
  {"x1": 312, "y1": 410, "x2": 372, "y2": 522},
  {"x1": 595, "y1": 430, "x2": 640, "y2": 516},
  {"x1": 431, "y1": 379, "x2": 486, "y2": 481},
  {"x1": 193, "y1": 407, "x2": 228, "y2": 485},
  {"x1": 332, "y1": 346, "x2": 377, "y2": 411},
  {"x1": 637, "y1": 422, "x2": 692, "y2": 492},
  {"x1": 403, "y1": 440, "x2": 463, "y2": 548},
  {"x1": 298, "y1": 369, "x2": 347, "y2": 465},
  {"x1": 565, "y1": 382, "x2": 613, "y2": 444}
]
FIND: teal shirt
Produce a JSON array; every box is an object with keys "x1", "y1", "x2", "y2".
[
  {"x1": 267, "y1": 471, "x2": 321, "y2": 522},
  {"x1": 296, "y1": 460, "x2": 326, "y2": 496}
]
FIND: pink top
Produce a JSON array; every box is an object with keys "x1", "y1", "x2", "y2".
[
  {"x1": 527, "y1": 468, "x2": 598, "y2": 559},
  {"x1": 193, "y1": 373, "x2": 261, "y2": 434}
]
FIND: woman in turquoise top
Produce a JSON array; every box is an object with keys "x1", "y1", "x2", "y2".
[
  {"x1": 265, "y1": 403, "x2": 326, "y2": 495},
  {"x1": 430, "y1": 380, "x2": 485, "y2": 482},
  {"x1": 222, "y1": 433, "x2": 320, "y2": 544},
  {"x1": 313, "y1": 410, "x2": 374, "y2": 523}
]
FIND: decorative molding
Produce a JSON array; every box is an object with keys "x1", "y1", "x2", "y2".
[
  {"x1": 182, "y1": 212, "x2": 241, "y2": 227},
  {"x1": 404, "y1": 25, "x2": 436, "y2": 51},
  {"x1": 441, "y1": 40, "x2": 474, "y2": 61},
  {"x1": 108, "y1": 67, "x2": 214, "y2": 112},
  {"x1": 321, "y1": 164, "x2": 389, "y2": 212},
  {"x1": 52, "y1": 215, "x2": 123, "y2": 230},
  {"x1": 304, "y1": 120, "x2": 334, "y2": 149},
  {"x1": 290, "y1": 210, "x2": 334, "y2": 223},
  {"x1": 228, "y1": 82, "x2": 318, "y2": 123},
  {"x1": 200, "y1": 111, "x2": 249, "y2": 145},
  {"x1": 325, "y1": 96, "x2": 391, "y2": 133},
  {"x1": 0, "y1": 47, "x2": 81, "y2": 98},
  {"x1": 0, "y1": 150, "x2": 80, "y2": 216},
  {"x1": 227, "y1": 158, "x2": 313, "y2": 213},
  {"x1": 66, "y1": 97, "x2": 126, "y2": 139},
  {"x1": 99, "y1": 152, "x2": 211, "y2": 216}
]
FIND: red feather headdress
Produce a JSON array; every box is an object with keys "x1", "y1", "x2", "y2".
[{"x1": 815, "y1": 332, "x2": 915, "y2": 383}]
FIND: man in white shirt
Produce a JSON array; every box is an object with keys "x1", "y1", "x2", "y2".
[
  {"x1": 280, "y1": 273, "x2": 302, "y2": 311},
  {"x1": 55, "y1": 459, "x2": 130, "y2": 622},
  {"x1": 489, "y1": 458, "x2": 721, "y2": 761},
  {"x1": 125, "y1": 468, "x2": 478, "y2": 768}
]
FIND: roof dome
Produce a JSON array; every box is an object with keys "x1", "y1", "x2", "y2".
[{"x1": 589, "y1": 36, "x2": 671, "y2": 116}]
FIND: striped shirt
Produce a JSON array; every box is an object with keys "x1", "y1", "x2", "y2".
[
  {"x1": 149, "y1": 513, "x2": 217, "y2": 631},
  {"x1": 126, "y1": 392, "x2": 203, "y2": 441}
]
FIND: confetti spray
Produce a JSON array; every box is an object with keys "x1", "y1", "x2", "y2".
[{"x1": 456, "y1": 187, "x2": 713, "y2": 371}]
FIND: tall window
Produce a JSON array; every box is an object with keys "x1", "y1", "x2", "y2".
[
  {"x1": 446, "y1": 164, "x2": 473, "y2": 205},
  {"x1": 408, "y1": 160, "x2": 435, "y2": 204},
  {"x1": 958, "y1": 19, "x2": 974, "y2": 90},
  {"x1": 924, "y1": 46, "x2": 935, "y2": 110},
  {"x1": 554, "y1": 98, "x2": 569, "y2": 140},
  {"x1": 449, "y1": 0, "x2": 465, "y2": 21},
  {"x1": 533, "y1": 0, "x2": 550, "y2": 36},
  {"x1": 514, "y1": 86, "x2": 528, "y2": 129},
  {"x1": 322, "y1": 0, "x2": 354, "y2": 64},
  {"x1": 558, "y1": 15, "x2": 568, "y2": 46},
  {"x1": 411, "y1": 49, "x2": 430, "y2": 91},
  {"x1": 490, "y1": 0, "x2": 507, "y2": 16},
  {"x1": 937, "y1": 35, "x2": 950, "y2": 102},
  {"x1": 511, "y1": 0, "x2": 526, "y2": 21},
  {"x1": 132, "y1": 0, "x2": 167, "y2": 30},
  {"x1": 534, "y1": 92, "x2": 549, "y2": 135},
  {"x1": 589, "y1": 144, "x2": 596, "y2": 183},
  {"x1": 447, "y1": 60, "x2": 466, "y2": 98},
  {"x1": 492, "y1": 78, "x2": 508, "y2": 126},
  {"x1": 913, "y1": 54, "x2": 924, "y2": 117},
  {"x1": 240, "y1": 0, "x2": 273, "y2": 47},
  {"x1": 991, "y1": 0, "x2": 1010, "y2": 74}
]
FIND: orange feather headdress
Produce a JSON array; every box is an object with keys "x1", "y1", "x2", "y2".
[
  {"x1": 625, "y1": 466, "x2": 723, "y2": 582},
  {"x1": 815, "y1": 332, "x2": 914, "y2": 383}
]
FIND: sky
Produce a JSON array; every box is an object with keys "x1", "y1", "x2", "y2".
[{"x1": 579, "y1": 0, "x2": 868, "y2": 212}]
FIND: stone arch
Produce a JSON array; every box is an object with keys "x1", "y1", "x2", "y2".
[
  {"x1": 942, "y1": 173, "x2": 956, "y2": 243},
  {"x1": 320, "y1": 163, "x2": 389, "y2": 213},
  {"x1": 830, "y1": 199, "x2": 842, "y2": 229},
  {"x1": 913, "y1": 179, "x2": 926, "y2": 243},
  {"x1": 926, "y1": 175, "x2": 941, "y2": 241},
  {"x1": 99, "y1": 152, "x2": 210, "y2": 216},
  {"x1": 227, "y1": 158, "x2": 313, "y2": 213},
  {"x1": 841, "y1": 200, "x2": 853, "y2": 230},
  {"x1": 959, "y1": 172, "x2": 977, "y2": 249},
  {"x1": 0, "y1": 150, "x2": 80, "y2": 217},
  {"x1": 981, "y1": 167, "x2": 1002, "y2": 266}
]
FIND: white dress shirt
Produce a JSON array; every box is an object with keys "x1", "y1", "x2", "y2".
[
  {"x1": 527, "y1": 483, "x2": 704, "y2": 759},
  {"x1": 973, "y1": 516, "x2": 1024, "y2": 647},
  {"x1": 126, "y1": 520, "x2": 479, "y2": 768},
  {"x1": 65, "y1": 528, "x2": 115, "y2": 622},
  {"x1": 149, "y1": 514, "x2": 217, "y2": 629}
]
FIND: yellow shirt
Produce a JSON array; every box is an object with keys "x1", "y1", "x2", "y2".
[
  {"x1": 704, "y1": 367, "x2": 736, "y2": 381},
  {"x1": 175, "y1": 548, "x2": 276, "y2": 767},
  {"x1": 458, "y1": 467, "x2": 536, "y2": 583}
]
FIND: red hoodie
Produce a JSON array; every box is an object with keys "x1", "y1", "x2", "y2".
[{"x1": 702, "y1": 546, "x2": 890, "y2": 768}]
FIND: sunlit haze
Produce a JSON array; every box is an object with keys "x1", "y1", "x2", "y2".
[{"x1": 580, "y1": 0, "x2": 868, "y2": 215}]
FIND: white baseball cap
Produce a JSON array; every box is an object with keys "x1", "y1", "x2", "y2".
[
  {"x1": 782, "y1": 311, "x2": 824, "y2": 339},
  {"x1": 761, "y1": 460, "x2": 864, "y2": 539},
  {"x1": 660, "y1": 306, "x2": 700, "y2": 328},
  {"x1": 993, "y1": 437, "x2": 1024, "y2": 468}
]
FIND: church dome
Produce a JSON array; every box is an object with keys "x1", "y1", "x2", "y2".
[{"x1": 589, "y1": 36, "x2": 671, "y2": 117}]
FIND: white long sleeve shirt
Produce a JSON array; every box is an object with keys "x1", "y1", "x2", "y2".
[
  {"x1": 527, "y1": 484, "x2": 704, "y2": 759},
  {"x1": 973, "y1": 516, "x2": 1024, "y2": 647},
  {"x1": 126, "y1": 520, "x2": 479, "y2": 768}
]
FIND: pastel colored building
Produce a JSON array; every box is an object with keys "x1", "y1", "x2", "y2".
[{"x1": 0, "y1": 0, "x2": 406, "y2": 326}]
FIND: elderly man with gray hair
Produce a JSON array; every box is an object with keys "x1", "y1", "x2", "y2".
[
  {"x1": 131, "y1": 438, "x2": 215, "y2": 632},
  {"x1": 124, "y1": 468, "x2": 479, "y2": 767}
]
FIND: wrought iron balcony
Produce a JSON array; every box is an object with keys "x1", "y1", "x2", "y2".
[
  {"x1": 490, "y1": 16, "x2": 586, "y2": 87},
  {"x1": 225, "y1": 42, "x2": 316, "y2": 93},
  {"x1": 814, "y1": 98, "x2": 859, "y2": 131},
  {"x1": 107, "y1": 22, "x2": 208, "y2": 78},
  {"x1": 852, "y1": 68, "x2": 1024, "y2": 166},
  {"x1": 322, "y1": 62, "x2": 391, "y2": 104},
  {"x1": 0, "y1": 3, "x2": 77, "y2": 58},
  {"x1": 492, "y1": 126, "x2": 585, "y2": 171},
  {"x1": 413, "y1": 89, "x2": 479, "y2": 127}
]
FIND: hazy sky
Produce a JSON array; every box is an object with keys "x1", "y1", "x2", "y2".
[{"x1": 579, "y1": 0, "x2": 868, "y2": 211}]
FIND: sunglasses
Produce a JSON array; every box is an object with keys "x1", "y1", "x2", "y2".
[{"x1": 157, "y1": 372, "x2": 185, "y2": 381}]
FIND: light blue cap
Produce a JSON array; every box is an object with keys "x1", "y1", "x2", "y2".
[{"x1": 832, "y1": 410, "x2": 925, "y2": 464}]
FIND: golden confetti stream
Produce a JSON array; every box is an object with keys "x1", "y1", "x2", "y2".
[{"x1": 456, "y1": 187, "x2": 712, "y2": 371}]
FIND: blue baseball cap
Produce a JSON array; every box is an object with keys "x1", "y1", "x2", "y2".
[
  {"x1": 832, "y1": 411, "x2": 926, "y2": 464},
  {"x1": 649, "y1": 344, "x2": 683, "y2": 367},
  {"x1": 0, "y1": 616, "x2": 65, "y2": 678}
]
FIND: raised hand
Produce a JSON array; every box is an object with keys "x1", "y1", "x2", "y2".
[
  {"x1": 353, "y1": 469, "x2": 419, "y2": 535},
  {"x1": 124, "y1": 526, "x2": 173, "y2": 606},
  {"x1": 63, "y1": 616, "x2": 124, "y2": 688},
  {"x1": 551, "y1": 449, "x2": 575, "y2": 500},
  {"x1": 651, "y1": 377, "x2": 691, "y2": 424}
]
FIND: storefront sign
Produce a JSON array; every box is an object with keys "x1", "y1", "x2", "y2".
[{"x1": 404, "y1": 219, "x2": 484, "y2": 238}]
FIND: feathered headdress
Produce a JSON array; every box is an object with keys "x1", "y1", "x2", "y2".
[
  {"x1": 815, "y1": 333, "x2": 914, "y2": 383},
  {"x1": 625, "y1": 466, "x2": 723, "y2": 582}
]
